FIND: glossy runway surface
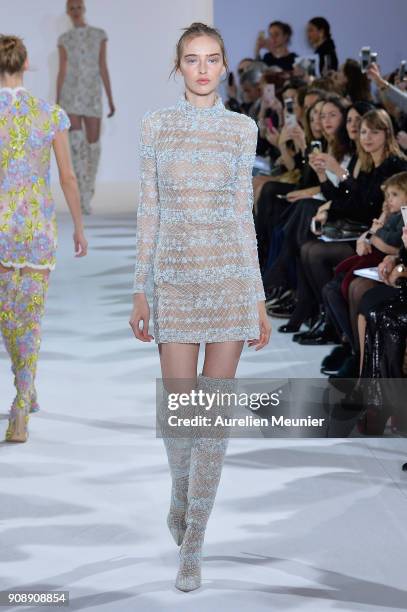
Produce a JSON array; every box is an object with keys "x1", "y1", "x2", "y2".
[{"x1": 1, "y1": 213, "x2": 406, "y2": 611}]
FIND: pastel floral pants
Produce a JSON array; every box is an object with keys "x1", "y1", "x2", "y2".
[{"x1": 0, "y1": 269, "x2": 49, "y2": 439}]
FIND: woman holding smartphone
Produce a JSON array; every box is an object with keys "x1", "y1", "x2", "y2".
[
  {"x1": 129, "y1": 23, "x2": 270, "y2": 592},
  {"x1": 0, "y1": 35, "x2": 87, "y2": 442}
]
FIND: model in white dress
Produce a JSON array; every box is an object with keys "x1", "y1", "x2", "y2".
[{"x1": 56, "y1": 0, "x2": 115, "y2": 214}]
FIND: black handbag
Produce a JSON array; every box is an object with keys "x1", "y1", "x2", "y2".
[{"x1": 322, "y1": 218, "x2": 369, "y2": 240}]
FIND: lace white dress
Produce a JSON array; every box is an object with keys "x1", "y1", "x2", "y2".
[
  {"x1": 58, "y1": 25, "x2": 107, "y2": 118},
  {"x1": 133, "y1": 94, "x2": 265, "y2": 344}
]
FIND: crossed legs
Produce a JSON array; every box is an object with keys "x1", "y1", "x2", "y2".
[{"x1": 158, "y1": 340, "x2": 243, "y2": 591}]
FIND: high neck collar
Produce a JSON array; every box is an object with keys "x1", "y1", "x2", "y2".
[{"x1": 177, "y1": 92, "x2": 224, "y2": 117}]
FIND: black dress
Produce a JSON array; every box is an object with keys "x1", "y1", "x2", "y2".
[
  {"x1": 315, "y1": 38, "x2": 338, "y2": 74},
  {"x1": 262, "y1": 52, "x2": 298, "y2": 71}
]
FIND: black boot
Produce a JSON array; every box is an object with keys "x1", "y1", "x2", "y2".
[{"x1": 295, "y1": 313, "x2": 339, "y2": 345}]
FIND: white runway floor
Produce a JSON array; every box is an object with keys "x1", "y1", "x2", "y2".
[{"x1": 1, "y1": 212, "x2": 407, "y2": 611}]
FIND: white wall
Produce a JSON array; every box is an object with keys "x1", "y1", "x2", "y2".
[
  {"x1": 2, "y1": 0, "x2": 213, "y2": 210},
  {"x1": 214, "y1": 0, "x2": 407, "y2": 76}
]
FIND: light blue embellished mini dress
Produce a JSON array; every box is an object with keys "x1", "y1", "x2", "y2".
[{"x1": 133, "y1": 94, "x2": 265, "y2": 344}]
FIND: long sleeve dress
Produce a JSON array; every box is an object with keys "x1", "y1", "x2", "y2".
[
  {"x1": 0, "y1": 87, "x2": 70, "y2": 270},
  {"x1": 133, "y1": 94, "x2": 265, "y2": 344}
]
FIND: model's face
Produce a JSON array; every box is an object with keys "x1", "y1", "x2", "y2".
[
  {"x1": 360, "y1": 122, "x2": 386, "y2": 155},
  {"x1": 310, "y1": 102, "x2": 324, "y2": 138},
  {"x1": 306, "y1": 23, "x2": 321, "y2": 47},
  {"x1": 67, "y1": 0, "x2": 85, "y2": 24},
  {"x1": 178, "y1": 35, "x2": 225, "y2": 97},
  {"x1": 346, "y1": 108, "x2": 362, "y2": 141},
  {"x1": 385, "y1": 186, "x2": 407, "y2": 213},
  {"x1": 320, "y1": 102, "x2": 342, "y2": 137},
  {"x1": 269, "y1": 25, "x2": 287, "y2": 49}
]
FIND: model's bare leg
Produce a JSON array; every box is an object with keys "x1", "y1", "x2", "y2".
[
  {"x1": 83, "y1": 116, "x2": 102, "y2": 213},
  {"x1": 175, "y1": 340, "x2": 243, "y2": 592},
  {"x1": 5, "y1": 267, "x2": 50, "y2": 443},
  {"x1": 158, "y1": 342, "x2": 200, "y2": 546}
]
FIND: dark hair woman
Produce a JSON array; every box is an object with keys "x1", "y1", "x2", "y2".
[
  {"x1": 261, "y1": 21, "x2": 298, "y2": 72},
  {"x1": 307, "y1": 17, "x2": 338, "y2": 75}
]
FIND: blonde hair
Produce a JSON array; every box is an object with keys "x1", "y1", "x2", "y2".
[
  {"x1": 358, "y1": 109, "x2": 406, "y2": 172},
  {"x1": 381, "y1": 171, "x2": 407, "y2": 197},
  {"x1": 0, "y1": 35, "x2": 27, "y2": 75},
  {"x1": 170, "y1": 22, "x2": 228, "y2": 78}
]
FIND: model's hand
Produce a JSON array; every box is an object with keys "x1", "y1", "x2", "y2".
[
  {"x1": 129, "y1": 294, "x2": 154, "y2": 341},
  {"x1": 247, "y1": 301, "x2": 272, "y2": 350},
  {"x1": 73, "y1": 229, "x2": 88, "y2": 257},
  {"x1": 108, "y1": 102, "x2": 116, "y2": 118}
]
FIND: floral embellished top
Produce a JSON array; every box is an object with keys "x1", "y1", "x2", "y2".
[{"x1": 0, "y1": 87, "x2": 70, "y2": 270}]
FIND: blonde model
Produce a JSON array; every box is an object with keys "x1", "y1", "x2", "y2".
[
  {"x1": 0, "y1": 35, "x2": 87, "y2": 442},
  {"x1": 130, "y1": 23, "x2": 271, "y2": 591},
  {"x1": 56, "y1": 0, "x2": 115, "y2": 214}
]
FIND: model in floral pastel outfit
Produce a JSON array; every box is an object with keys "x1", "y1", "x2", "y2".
[
  {"x1": 0, "y1": 35, "x2": 88, "y2": 443},
  {"x1": 56, "y1": 0, "x2": 115, "y2": 214},
  {"x1": 129, "y1": 24, "x2": 271, "y2": 592}
]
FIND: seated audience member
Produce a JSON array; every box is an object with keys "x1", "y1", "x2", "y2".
[
  {"x1": 334, "y1": 59, "x2": 373, "y2": 103},
  {"x1": 321, "y1": 172, "x2": 407, "y2": 377},
  {"x1": 264, "y1": 96, "x2": 354, "y2": 319},
  {"x1": 283, "y1": 108, "x2": 407, "y2": 339},
  {"x1": 225, "y1": 57, "x2": 255, "y2": 111},
  {"x1": 255, "y1": 21, "x2": 298, "y2": 72},
  {"x1": 306, "y1": 17, "x2": 338, "y2": 75},
  {"x1": 239, "y1": 62, "x2": 267, "y2": 117}
]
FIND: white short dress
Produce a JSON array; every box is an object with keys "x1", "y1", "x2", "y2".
[
  {"x1": 58, "y1": 25, "x2": 107, "y2": 118},
  {"x1": 133, "y1": 94, "x2": 265, "y2": 344}
]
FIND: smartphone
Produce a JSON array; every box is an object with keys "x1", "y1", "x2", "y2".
[
  {"x1": 308, "y1": 58, "x2": 317, "y2": 77},
  {"x1": 400, "y1": 61, "x2": 407, "y2": 81},
  {"x1": 228, "y1": 72, "x2": 234, "y2": 87},
  {"x1": 364, "y1": 231, "x2": 373, "y2": 243},
  {"x1": 310, "y1": 140, "x2": 322, "y2": 153},
  {"x1": 401, "y1": 205, "x2": 407, "y2": 226},
  {"x1": 311, "y1": 218, "x2": 322, "y2": 234},
  {"x1": 276, "y1": 194, "x2": 288, "y2": 199},
  {"x1": 360, "y1": 46, "x2": 371, "y2": 72},
  {"x1": 370, "y1": 52, "x2": 378, "y2": 65},
  {"x1": 284, "y1": 97, "x2": 297, "y2": 128},
  {"x1": 263, "y1": 83, "x2": 275, "y2": 106}
]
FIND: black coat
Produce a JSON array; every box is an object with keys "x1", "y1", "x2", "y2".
[{"x1": 328, "y1": 155, "x2": 407, "y2": 224}]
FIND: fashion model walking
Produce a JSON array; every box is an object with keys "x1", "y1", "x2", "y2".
[
  {"x1": 129, "y1": 23, "x2": 271, "y2": 592},
  {"x1": 0, "y1": 35, "x2": 87, "y2": 442},
  {"x1": 56, "y1": 0, "x2": 115, "y2": 214}
]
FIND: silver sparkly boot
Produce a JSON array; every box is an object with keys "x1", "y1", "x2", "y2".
[
  {"x1": 83, "y1": 140, "x2": 101, "y2": 213},
  {"x1": 175, "y1": 373, "x2": 236, "y2": 592},
  {"x1": 69, "y1": 130, "x2": 90, "y2": 215},
  {"x1": 158, "y1": 384, "x2": 193, "y2": 546}
]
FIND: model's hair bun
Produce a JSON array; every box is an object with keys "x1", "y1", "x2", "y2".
[{"x1": 0, "y1": 35, "x2": 27, "y2": 75}]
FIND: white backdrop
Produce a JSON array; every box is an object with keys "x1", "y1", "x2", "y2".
[
  {"x1": 214, "y1": 0, "x2": 407, "y2": 78},
  {"x1": 2, "y1": 0, "x2": 213, "y2": 211}
]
